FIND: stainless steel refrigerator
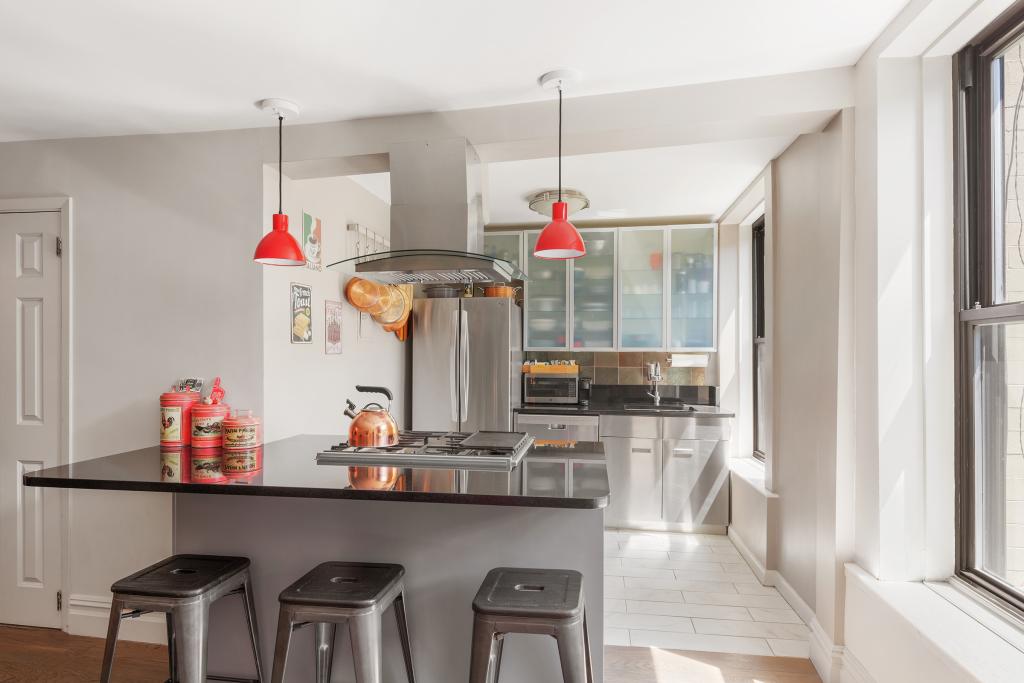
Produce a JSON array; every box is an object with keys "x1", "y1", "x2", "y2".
[{"x1": 412, "y1": 297, "x2": 522, "y2": 432}]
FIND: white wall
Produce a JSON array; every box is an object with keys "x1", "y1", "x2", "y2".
[
  {"x1": 261, "y1": 173, "x2": 405, "y2": 441},
  {"x1": 0, "y1": 129, "x2": 265, "y2": 639}
]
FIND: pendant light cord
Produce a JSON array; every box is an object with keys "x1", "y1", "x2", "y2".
[
  {"x1": 558, "y1": 86, "x2": 563, "y2": 203},
  {"x1": 278, "y1": 115, "x2": 283, "y2": 215}
]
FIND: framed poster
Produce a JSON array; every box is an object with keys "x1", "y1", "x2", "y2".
[
  {"x1": 325, "y1": 300, "x2": 343, "y2": 354},
  {"x1": 302, "y1": 212, "x2": 322, "y2": 270},
  {"x1": 290, "y1": 283, "x2": 312, "y2": 343}
]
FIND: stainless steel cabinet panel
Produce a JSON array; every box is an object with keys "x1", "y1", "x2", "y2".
[
  {"x1": 600, "y1": 414, "x2": 659, "y2": 439},
  {"x1": 515, "y1": 414, "x2": 599, "y2": 441},
  {"x1": 662, "y1": 438, "x2": 729, "y2": 526},
  {"x1": 522, "y1": 459, "x2": 568, "y2": 497},
  {"x1": 660, "y1": 415, "x2": 733, "y2": 441},
  {"x1": 603, "y1": 436, "x2": 662, "y2": 527}
]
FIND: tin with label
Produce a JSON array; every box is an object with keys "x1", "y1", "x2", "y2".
[
  {"x1": 224, "y1": 447, "x2": 263, "y2": 476},
  {"x1": 222, "y1": 409, "x2": 262, "y2": 451},
  {"x1": 191, "y1": 402, "x2": 231, "y2": 447},
  {"x1": 190, "y1": 453, "x2": 226, "y2": 483},
  {"x1": 160, "y1": 391, "x2": 201, "y2": 447}
]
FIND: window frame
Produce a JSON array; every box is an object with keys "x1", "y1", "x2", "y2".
[
  {"x1": 751, "y1": 215, "x2": 767, "y2": 462},
  {"x1": 954, "y1": 2, "x2": 1024, "y2": 618}
]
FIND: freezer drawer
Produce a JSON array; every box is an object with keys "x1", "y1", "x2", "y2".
[
  {"x1": 603, "y1": 436, "x2": 662, "y2": 527},
  {"x1": 662, "y1": 438, "x2": 729, "y2": 526},
  {"x1": 515, "y1": 413, "x2": 599, "y2": 441}
]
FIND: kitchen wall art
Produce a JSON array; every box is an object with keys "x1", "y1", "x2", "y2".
[
  {"x1": 290, "y1": 282, "x2": 312, "y2": 343},
  {"x1": 325, "y1": 300, "x2": 343, "y2": 354},
  {"x1": 302, "y1": 211, "x2": 323, "y2": 270}
]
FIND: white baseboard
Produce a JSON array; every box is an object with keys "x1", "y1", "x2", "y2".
[
  {"x1": 66, "y1": 594, "x2": 167, "y2": 644},
  {"x1": 727, "y1": 526, "x2": 769, "y2": 584},
  {"x1": 765, "y1": 569, "x2": 816, "y2": 627},
  {"x1": 839, "y1": 647, "x2": 875, "y2": 683}
]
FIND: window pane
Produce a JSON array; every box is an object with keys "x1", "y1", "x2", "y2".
[
  {"x1": 754, "y1": 341, "x2": 768, "y2": 457},
  {"x1": 995, "y1": 41, "x2": 1024, "y2": 303},
  {"x1": 974, "y1": 322, "x2": 1024, "y2": 589}
]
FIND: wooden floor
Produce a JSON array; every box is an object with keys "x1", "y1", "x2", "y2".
[{"x1": 0, "y1": 625, "x2": 820, "y2": 683}]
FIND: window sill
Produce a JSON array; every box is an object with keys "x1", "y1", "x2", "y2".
[
  {"x1": 845, "y1": 564, "x2": 1024, "y2": 681},
  {"x1": 729, "y1": 456, "x2": 776, "y2": 496},
  {"x1": 929, "y1": 578, "x2": 1024, "y2": 655}
]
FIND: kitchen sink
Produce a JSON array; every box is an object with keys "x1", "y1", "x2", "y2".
[{"x1": 622, "y1": 402, "x2": 697, "y2": 412}]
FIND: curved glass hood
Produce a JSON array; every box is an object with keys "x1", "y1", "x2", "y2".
[{"x1": 327, "y1": 249, "x2": 526, "y2": 285}]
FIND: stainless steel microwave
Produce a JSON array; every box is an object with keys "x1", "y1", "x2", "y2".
[{"x1": 523, "y1": 375, "x2": 579, "y2": 404}]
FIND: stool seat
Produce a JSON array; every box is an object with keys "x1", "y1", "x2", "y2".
[
  {"x1": 111, "y1": 554, "x2": 250, "y2": 598},
  {"x1": 472, "y1": 567, "x2": 583, "y2": 619},
  {"x1": 279, "y1": 561, "x2": 404, "y2": 608}
]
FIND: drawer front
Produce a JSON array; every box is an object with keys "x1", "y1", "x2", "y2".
[
  {"x1": 662, "y1": 438, "x2": 729, "y2": 525},
  {"x1": 515, "y1": 413, "x2": 600, "y2": 441},
  {"x1": 600, "y1": 414, "x2": 660, "y2": 439},
  {"x1": 602, "y1": 436, "x2": 662, "y2": 526},
  {"x1": 661, "y1": 415, "x2": 733, "y2": 441}
]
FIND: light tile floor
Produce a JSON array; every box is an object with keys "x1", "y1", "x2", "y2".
[{"x1": 604, "y1": 529, "x2": 811, "y2": 658}]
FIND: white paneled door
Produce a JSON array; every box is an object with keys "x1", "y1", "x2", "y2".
[{"x1": 0, "y1": 209, "x2": 63, "y2": 627}]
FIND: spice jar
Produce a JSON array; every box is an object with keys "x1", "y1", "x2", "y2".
[
  {"x1": 160, "y1": 391, "x2": 202, "y2": 447},
  {"x1": 222, "y1": 409, "x2": 262, "y2": 450}
]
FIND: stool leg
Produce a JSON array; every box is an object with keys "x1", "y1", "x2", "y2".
[
  {"x1": 99, "y1": 597, "x2": 124, "y2": 683},
  {"x1": 269, "y1": 606, "x2": 294, "y2": 683},
  {"x1": 468, "y1": 615, "x2": 496, "y2": 683},
  {"x1": 349, "y1": 610, "x2": 383, "y2": 683},
  {"x1": 582, "y1": 611, "x2": 594, "y2": 683},
  {"x1": 555, "y1": 619, "x2": 588, "y2": 683},
  {"x1": 166, "y1": 613, "x2": 178, "y2": 683},
  {"x1": 393, "y1": 592, "x2": 416, "y2": 683},
  {"x1": 314, "y1": 622, "x2": 337, "y2": 683},
  {"x1": 171, "y1": 602, "x2": 209, "y2": 683},
  {"x1": 241, "y1": 573, "x2": 266, "y2": 682},
  {"x1": 491, "y1": 634, "x2": 504, "y2": 683}
]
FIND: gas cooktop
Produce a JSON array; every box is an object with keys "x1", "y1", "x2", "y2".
[{"x1": 315, "y1": 430, "x2": 534, "y2": 472}]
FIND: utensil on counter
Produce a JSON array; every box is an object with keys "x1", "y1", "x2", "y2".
[{"x1": 344, "y1": 385, "x2": 399, "y2": 447}]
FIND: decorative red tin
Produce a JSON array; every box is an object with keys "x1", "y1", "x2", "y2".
[
  {"x1": 223, "y1": 447, "x2": 263, "y2": 477},
  {"x1": 189, "y1": 452, "x2": 226, "y2": 483},
  {"x1": 160, "y1": 391, "x2": 202, "y2": 447},
  {"x1": 222, "y1": 409, "x2": 262, "y2": 451},
  {"x1": 191, "y1": 402, "x2": 231, "y2": 447}
]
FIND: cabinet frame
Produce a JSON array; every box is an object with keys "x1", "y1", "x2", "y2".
[{"x1": 489, "y1": 224, "x2": 717, "y2": 352}]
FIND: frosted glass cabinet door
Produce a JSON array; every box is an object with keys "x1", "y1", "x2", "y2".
[
  {"x1": 483, "y1": 232, "x2": 522, "y2": 271},
  {"x1": 525, "y1": 231, "x2": 568, "y2": 349},
  {"x1": 668, "y1": 226, "x2": 716, "y2": 349},
  {"x1": 572, "y1": 230, "x2": 615, "y2": 349},
  {"x1": 618, "y1": 229, "x2": 665, "y2": 348}
]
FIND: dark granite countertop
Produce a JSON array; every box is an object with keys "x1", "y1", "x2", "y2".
[
  {"x1": 516, "y1": 401, "x2": 735, "y2": 419},
  {"x1": 23, "y1": 435, "x2": 608, "y2": 509}
]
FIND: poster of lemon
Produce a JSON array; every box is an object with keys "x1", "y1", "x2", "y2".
[{"x1": 290, "y1": 282, "x2": 312, "y2": 343}]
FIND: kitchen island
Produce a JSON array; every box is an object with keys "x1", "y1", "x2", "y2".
[{"x1": 25, "y1": 435, "x2": 608, "y2": 682}]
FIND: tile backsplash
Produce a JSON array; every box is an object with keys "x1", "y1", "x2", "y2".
[{"x1": 524, "y1": 351, "x2": 708, "y2": 386}]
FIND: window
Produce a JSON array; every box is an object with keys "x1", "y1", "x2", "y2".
[
  {"x1": 752, "y1": 215, "x2": 767, "y2": 461},
  {"x1": 956, "y1": 5, "x2": 1024, "y2": 615}
]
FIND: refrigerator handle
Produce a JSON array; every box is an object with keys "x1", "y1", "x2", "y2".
[
  {"x1": 460, "y1": 308, "x2": 470, "y2": 419},
  {"x1": 450, "y1": 309, "x2": 460, "y2": 423}
]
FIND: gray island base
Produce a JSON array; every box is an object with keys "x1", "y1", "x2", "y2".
[
  {"x1": 23, "y1": 435, "x2": 608, "y2": 682},
  {"x1": 177, "y1": 494, "x2": 604, "y2": 682}
]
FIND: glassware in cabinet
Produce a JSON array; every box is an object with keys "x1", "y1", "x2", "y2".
[
  {"x1": 525, "y1": 231, "x2": 568, "y2": 349},
  {"x1": 572, "y1": 230, "x2": 615, "y2": 349},
  {"x1": 668, "y1": 226, "x2": 716, "y2": 349},
  {"x1": 618, "y1": 228, "x2": 664, "y2": 349}
]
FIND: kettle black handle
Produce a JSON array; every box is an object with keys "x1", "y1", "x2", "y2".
[{"x1": 355, "y1": 385, "x2": 393, "y2": 401}]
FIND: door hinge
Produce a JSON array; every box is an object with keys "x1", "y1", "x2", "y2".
[
  {"x1": 57, "y1": 590, "x2": 62, "y2": 611},
  {"x1": 56, "y1": 237, "x2": 62, "y2": 257}
]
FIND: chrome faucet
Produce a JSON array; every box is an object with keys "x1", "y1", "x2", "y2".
[{"x1": 646, "y1": 362, "x2": 664, "y2": 406}]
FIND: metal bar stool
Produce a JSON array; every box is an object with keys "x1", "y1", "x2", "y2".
[
  {"x1": 100, "y1": 554, "x2": 264, "y2": 683},
  {"x1": 469, "y1": 567, "x2": 593, "y2": 683},
  {"x1": 270, "y1": 561, "x2": 415, "y2": 683}
]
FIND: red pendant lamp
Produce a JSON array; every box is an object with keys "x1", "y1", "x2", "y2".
[
  {"x1": 534, "y1": 71, "x2": 585, "y2": 260},
  {"x1": 254, "y1": 99, "x2": 304, "y2": 265}
]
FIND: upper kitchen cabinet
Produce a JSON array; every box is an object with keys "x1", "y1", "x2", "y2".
[
  {"x1": 668, "y1": 225, "x2": 717, "y2": 350},
  {"x1": 618, "y1": 228, "x2": 665, "y2": 349},
  {"x1": 482, "y1": 231, "x2": 523, "y2": 272},
  {"x1": 524, "y1": 230, "x2": 569, "y2": 349},
  {"x1": 572, "y1": 229, "x2": 616, "y2": 349}
]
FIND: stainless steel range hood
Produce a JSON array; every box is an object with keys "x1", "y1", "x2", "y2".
[{"x1": 327, "y1": 138, "x2": 525, "y2": 284}]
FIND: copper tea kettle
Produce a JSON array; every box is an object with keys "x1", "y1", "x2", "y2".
[{"x1": 344, "y1": 385, "x2": 399, "y2": 447}]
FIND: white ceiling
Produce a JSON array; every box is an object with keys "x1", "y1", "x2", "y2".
[
  {"x1": 347, "y1": 136, "x2": 794, "y2": 222},
  {"x1": 1, "y1": 0, "x2": 906, "y2": 142}
]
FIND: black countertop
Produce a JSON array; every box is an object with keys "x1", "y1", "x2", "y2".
[{"x1": 23, "y1": 435, "x2": 608, "y2": 509}]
